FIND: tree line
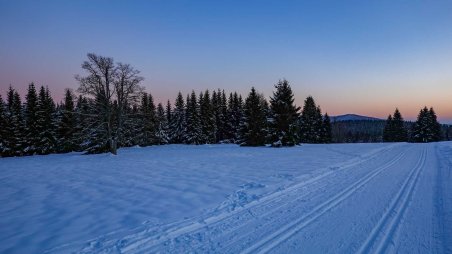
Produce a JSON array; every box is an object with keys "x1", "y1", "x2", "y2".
[
  {"x1": 0, "y1": 54, "x2": 334, "y2": 157},
  {"x1": 0, "y1": 53, "x2": 448, "y2": 157},
  {"x1": 383, "y1": 107, "x2": 442, "y2": 142}
]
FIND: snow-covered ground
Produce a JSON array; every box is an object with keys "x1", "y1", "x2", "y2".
[{"x1": 0, "y1": 142, "x2": 451, "y2": 253}]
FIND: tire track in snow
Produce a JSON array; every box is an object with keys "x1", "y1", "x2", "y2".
[
  {"x1": 357, "y1": 146, "x2": 427, "y2": 254},
  {"x1": 116, "y1": 144, "x2": 404, "y2": 253},
  {"x1": 240, "y1": 147, "x2": 409, "y2": 254}
]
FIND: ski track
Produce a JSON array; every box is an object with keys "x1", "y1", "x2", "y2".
[
  {"x1": 357, "y1": 147, "x2": 427, "y2": 254},
  {"x1": 241, "y1": 147, "x2": 410, "y2": 254}
]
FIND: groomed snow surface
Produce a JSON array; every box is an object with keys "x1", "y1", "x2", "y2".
[{"x1": 1, "y1": 142, "x2": 451, "y2": 253}]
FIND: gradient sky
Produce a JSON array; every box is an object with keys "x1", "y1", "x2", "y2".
[{"x1": 1, "y1": 0, "x2": 451, "y2": 122}]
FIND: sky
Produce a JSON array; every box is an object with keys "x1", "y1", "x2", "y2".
[{"x1": 1, "y1": 0, "x2": 451, "y2": 122}]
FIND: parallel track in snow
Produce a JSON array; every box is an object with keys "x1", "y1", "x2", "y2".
[
  {"x1": 357, "y1": 147, "x2": 427, "y2": 254},
  {"x1": 241, "y1": 147, "x2": 408, "y2": 254}
]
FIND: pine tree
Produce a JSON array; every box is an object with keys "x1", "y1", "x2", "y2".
[
  {"x1": 185, "y1": 91, "x2": 203, "y2": 144},
  {"x1": 300, "y1": 96, "x2": 323, "y2": 143},
  {"x1": 169, "y1": 92, "x2": 186, "y2": 143},
  {"x1": 155, "y1": 103, "x2": 169, "y2": 144},
  {"x1": 57, "y1": 89, "x2": 77, "y2": 152},
  {"x1": 268, "y1": 80, "x2": 300, "y2": 146},
  {"x1": 239, "y1": 87, "x2": 268, "y2": 146},
  {"x1": 24, "y1": 83, "x2": 39, "y2": 154},
  {"x1": 322, "y1": 113, "x2": 332, "y2": 143}
]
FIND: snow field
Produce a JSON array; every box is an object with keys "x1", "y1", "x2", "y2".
[{"x1": 0, "y1": 142, "x2": 451, "y2": 253}]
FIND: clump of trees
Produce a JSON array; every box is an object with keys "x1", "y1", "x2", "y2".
[
  {"x1": 383, "y1": 107, "x2": 442, "y2": 143},
  {"x1": 411, "y1": 107, "x2": 442, "y2": 143}
]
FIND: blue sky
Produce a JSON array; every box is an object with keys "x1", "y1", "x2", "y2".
[{"x1": 1, "y1": 0, "x2": 451, "y2": 122}]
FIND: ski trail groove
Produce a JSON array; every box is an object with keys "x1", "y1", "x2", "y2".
[
  {"x1": 120, "y1": 144, "x2": 403, "y2": 253},
  {"x1": 240, "y1": 148, "x2": 408, "y2": 254},
  {"x1": 357, "y1": 147, "x2": 427, "y2": 254}
]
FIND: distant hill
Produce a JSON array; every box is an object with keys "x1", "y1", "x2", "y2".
[{"x1": 331, "y1": 114, "x2": 382, "y2": 122}]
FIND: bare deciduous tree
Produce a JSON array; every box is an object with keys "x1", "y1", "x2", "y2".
[{"x1": 75, "y1": 53, "x2": 143, "y2": 154}]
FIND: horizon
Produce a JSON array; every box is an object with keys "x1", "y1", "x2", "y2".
[{"x1": 1, "y1": 0, "x2": 451, "y2": 123}]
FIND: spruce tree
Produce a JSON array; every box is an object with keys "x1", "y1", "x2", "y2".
[
  {"x1": 57, "y1": 89, "x2": 77, "y2": 152},
  {"x1": 139, "y1": 92, "x2": 157, "y2": 146},
  {"x1": 74, "y1": 95, "x2": 90, "y2": 151},
  {"x1": 268, "y1": 79, "x2": 300, "y2": 146},
  {"x1": 428, "y1": 107, "x2": 442, "y2": 142},
  {"x1": 383, "y1": 115, "x2": 394, "y2": 142},
  {"x1": 199, "y1": 90, "x2": 216, "y2": 143},
  {"x1": 412, "y1": 107, "x2": 431, "y2": 143},
  {"x1": 0, "y1": 95, "x2": 6, "y2": 156},
  {"x1": 7, "y1": 87, "x2": 25, "y2": 156},
  {"x1": 300, "y1": 96, "x2": 323, "y2": 143},
  {"x1": 225, "y1": 92, "x2": 235, "y2": 142},
  {"x1": 24, "y1": 83, "x2": 39, "y2": 154},
  {"x1": 156, "y1": 103, "x2": 169, "y2": 144},
  {"x1": 224, "y1": 92, "x2": 243, "y2": 143},
  {"x1": 392, "y1": 108, "x2": 408, "y2": 142},
  {"x1": 239, "y1": 87, "x2": 267, "y2": 146},
  {"x1": 169, "y1": 92, "x2": 186, "y2": 143},
  {"x1": 166, "y1": 100, "x2": 172, "y2": 126},
  {"x1": 322, "y1": 113, "x2": 332, "y2": 143},
  {"x1": 36, "y1": 86, "x2": 56, "y2": 154},
  {"x1": 185, "y1": 91, "x2": 203, "y2": 144}
]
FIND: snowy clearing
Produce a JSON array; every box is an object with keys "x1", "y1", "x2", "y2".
[{"x1": 1, "y1": 142, "x2": 451, "y2": 253}]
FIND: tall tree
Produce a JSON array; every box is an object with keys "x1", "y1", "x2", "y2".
[
  {"x1": 0, "y1": 95, "x2": 7, "y2": 156},
  {"x1": 139, "y1": 92, "x2": 157, "y2": 146},
  {"x1": 169, "y1": 92, "x2": 186, "y2": 143},
  {"x1": 268, "y1": 80, "x2": 300, "y2": 146},
  {"x1": 383, "y1": 115, "x2": 394, "y2": 142},
  {"x1": 57, "y1": 89, "x2": 77, "y2": 152},
  {"x1": 392, "y1": 108, "x2": 408, "y2": 142},
  {"x1": 76, "y1": 53, "x2": 143, "y2": 154},
  {"x1": 185, "y1": 91, "x2": 203, "y2": 144},
  {"x1": 239, "y1": 87, "x2": 268, "y2": 146},
  {"x1": 114, "y1": 62, "x2": 144, "y2": 147},
  {"x1": 155, "y1": 103, "x2": 169, "y2": 144},
  {"x1": 5, "y1": 87, "x2": 25, "y2": 156},
  {"x1": 412, "y1": 107, "x2": 433, "y2": 143},
  {"x1": 322, "y1": 113, "x2": 332, "y2": 143},
  {"x1": 74, "y1": 95, "x2": 90, "y2": 151},
  {"x1": 166, "y1": 100, "x2": 172, "y2": 127},
  {"x1": 36, "y1": 86, "x2": 56, "y2": 154},
  {"x1": 199, "y1": 90, "x2": 215, "y2": 143},
  {"x1": 428, "y1": 107, "x2": 442, "y2": 142},
  {"x1": 24, "y1": 83, "x2": 39, "y2": 154},
  {"x1": 300, "y1": 96, "x2": 323, "y2": 143}
]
